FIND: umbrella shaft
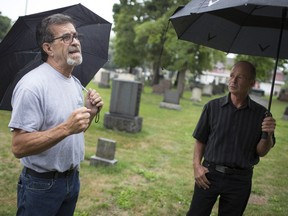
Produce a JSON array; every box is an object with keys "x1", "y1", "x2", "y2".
[{"x1": 268, "y1": 7, "x2": 287, "y2": 112}]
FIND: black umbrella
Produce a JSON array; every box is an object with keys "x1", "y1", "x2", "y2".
[
  {"x1": 170, "y1": 0, "x2": 288, "y2": 112},
  {"x1": 0, "y1": 3, "x2": 111, "y2": 110}
]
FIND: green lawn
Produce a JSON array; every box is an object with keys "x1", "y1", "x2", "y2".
[{"x1": 0, "y1": 83, "x2": 287, "y2": 216}]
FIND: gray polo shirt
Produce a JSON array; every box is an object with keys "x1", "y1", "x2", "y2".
[
  {"x1": 9, "y1": 63, "x2": 85, "y2": 172},
  {"x1": 193, "y1": 94, "x2": 274, "y2": 169}
]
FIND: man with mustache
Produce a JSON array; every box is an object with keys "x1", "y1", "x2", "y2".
[
  {"x1": 9, "y1": 14, "x2": 103, "y2": 216},
  {"x1": 186, "y1": 61, "x2": 276, "y2": 216}
]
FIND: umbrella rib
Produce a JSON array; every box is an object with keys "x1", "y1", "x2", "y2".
[{"x1": 226, "y1": 6, "x2": 257, "y2": 54}]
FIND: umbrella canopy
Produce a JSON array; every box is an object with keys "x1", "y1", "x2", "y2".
[
  {"x1": 170, "y1": 0, "x2": 288, "y2": 111},
  {"x1": 0, "y1": 4, "x2": 111, "y2": 111}
]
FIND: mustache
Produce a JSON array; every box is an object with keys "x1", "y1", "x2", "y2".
[{"x1": 68, "y1": 46, "x2": 81, "y2": 53}]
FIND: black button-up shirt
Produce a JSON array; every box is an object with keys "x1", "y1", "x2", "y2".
[{"x1": 193, "y1": 94, "x2": 274, "y2": 169}]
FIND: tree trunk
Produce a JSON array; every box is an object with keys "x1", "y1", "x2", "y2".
[
  {"x1": 177, "y1": 69, "x2": 186, "y2": 98},
  {"x1": 151, "y1": 62, "x2": 161, "y2": 85},
  {"x1": 174, "y1": 72, "x2": 179, "y2": 87},
  {"x1": 129, "y1": 66, "x2": 133, "y2": 74}
]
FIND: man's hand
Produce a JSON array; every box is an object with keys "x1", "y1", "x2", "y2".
[
  {"x1": 194, "y1": 163, "x2": 210, "y2": 190},
  {"x1": 85, "y1": 88, "x2": 104, "y2": 116},
  {"x1": 261, "y1": 116, "x2": 276, "y2": 136},
  {"x1": 65, "y1": 107, "x2": 91, "y2": 134}
]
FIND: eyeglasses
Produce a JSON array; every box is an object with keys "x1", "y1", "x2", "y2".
[{"x1": 50, "y1": 32, "x2": 81, "y2": 44}]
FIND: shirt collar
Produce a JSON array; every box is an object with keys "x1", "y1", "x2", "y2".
[{"x1": 221, "y1": 93, "x2": 256, "y2": 110}]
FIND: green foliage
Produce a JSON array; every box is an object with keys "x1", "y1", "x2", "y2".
[
  {"x1": 113, "y1": 4, "x2": 141, "y2": 71},
  {"x1": 113, "y1": 0, "x2": 227, "y2": 84},
  {"x1": 0, "y1": 13, "x2": 12, "y2": 40}
]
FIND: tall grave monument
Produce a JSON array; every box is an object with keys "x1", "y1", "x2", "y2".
[{"x1": 104, "y1": 78, "x2": 143, "y2": 133}]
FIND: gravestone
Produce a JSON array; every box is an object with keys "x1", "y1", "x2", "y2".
[
  {"x1": 90, "y1": 138, "x2": 118, "y2": 166},
  {"x1": 278, "y1": 89, "x2": 288, "y2": 102},
  {"x1": 98, "y1": 71, "x2": 110, "y2": 88},
  {"x1": 202, "y1": 84, "x2": 213, "y2": 97},
  {"x1": 282, "y1": 107, "x2": 288, "y2": 120},
  {"x1": 152, "y1": 79, "x2": 172, "y2": 94},
  {"x1": 104, "y1": 78, "x2": 143, "y2": 133},
  {"x1": 191, "y1": 87, "x2": 202, "y2": 102},
  {"x1": 160, "y1": 90, "x2": 181, "y2": 110},
  {"x1": 212, "y1": 83, "x2": 226, "y2": 95}
]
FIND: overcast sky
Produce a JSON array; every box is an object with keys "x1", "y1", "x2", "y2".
[{"x1": 0, "y1": 0, "x2": 119, "y2": 23}]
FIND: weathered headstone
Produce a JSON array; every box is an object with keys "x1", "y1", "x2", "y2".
[
  {"x1": 282, "y1": 107, "x2": 288, "y2": 120},
  {"x1": 152, "y1": 79, "x2": 172, "y2": 94},
  {"x1": 160, "y1": 90, "x2": 181, "y2": 110},
  {"x1": 98, "y1": 71, "x2": 110, "y2": 88},
  {"x1": 202, "y1": 84, "x2": 213, "y2": 97},
  {"x1": 191, "y1": 87, "x2": 202, "y2": 102},
  {"x1": 278, "y1": 88, "x2": 288, "y2": 102},
  {"x1": 90, "y1": 138, "x2": 118, "y2": 166},
  {"x1": 104, "y1": 78, "x2": 143, "y2": 133}
]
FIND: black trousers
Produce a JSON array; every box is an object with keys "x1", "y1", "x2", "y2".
[{"x1": 186, "y1": 169, "x2": 253, "y2": 216}]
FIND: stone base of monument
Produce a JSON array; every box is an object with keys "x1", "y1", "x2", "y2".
[
  {"x1": 104, "y1": 112, "x2": 142, "y2": 133},
  {"x1": 159, "y1": 102, "x2": 181, "y2": 110},
  {"x1": 90, "y1": 156, "x2": 118, "y2": 166}
]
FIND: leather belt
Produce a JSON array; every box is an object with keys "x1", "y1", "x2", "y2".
[
  {"x1": 203, "y1": 160, "x2": 253, "y2": 175},
  {"x1": 24, "y1": 166, "x2": 77, "y2": 179}
]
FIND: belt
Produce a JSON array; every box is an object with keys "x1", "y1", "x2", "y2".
[
  {"x1": 203, "y1": 160, "x2": 253, "y2": 175},
  {"x1": 24, "y1": 166, "x2": 77, "y2": 179}
]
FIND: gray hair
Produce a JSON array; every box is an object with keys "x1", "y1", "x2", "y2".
[{"x1": 36, "y1": 14, "x2": 75, "y2": 61}]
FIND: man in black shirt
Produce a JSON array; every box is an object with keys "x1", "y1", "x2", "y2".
[{"x1": 186, "y1": 61, "x2": 276, "y2": 216}]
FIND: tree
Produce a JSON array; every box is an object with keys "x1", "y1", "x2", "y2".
[
  {"x1": 134, "y1": 0, "x2": 226, "y2": 90},
  {"x1": 0, "y1": 13, "x2": 12, "y2": 41},
  {"x1": 137, "y1": 0, "x2": 180, "y2": 85},
  {"x1": 113, "y1": 0, "x2": 178, "y2": 82},
  {"x1": 134, "y1": 15, "x2": 169, "y2": 85},
  {"x1": 112, "y1": 1, "x2": 142, "y2": 73},
  {"x1": 112, "y1": 0, "x2": 226, "y2": 93}
]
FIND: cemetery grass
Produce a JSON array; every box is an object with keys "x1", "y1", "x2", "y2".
[{"x1": 0, "y1": 83, "x2": 287, "y2": 216}]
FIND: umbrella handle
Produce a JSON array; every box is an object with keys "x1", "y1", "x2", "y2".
[{"x1": 261, "y1": 111, "x2": 272, "y2": 140}]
